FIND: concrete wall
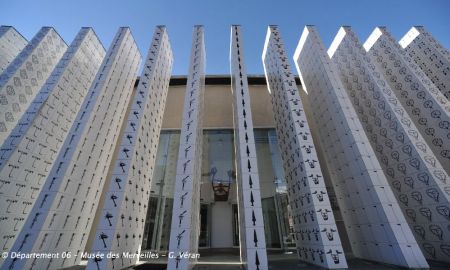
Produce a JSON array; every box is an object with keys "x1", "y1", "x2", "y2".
[{"x1": 162, "y1": 82, "x2": 275, "y2": 129}]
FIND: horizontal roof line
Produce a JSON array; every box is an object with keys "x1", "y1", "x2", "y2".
[{"x1": 135, "y1": 74, "x2": 301, "y2": 86}]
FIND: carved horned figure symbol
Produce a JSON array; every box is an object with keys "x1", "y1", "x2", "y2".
[
  {"x1": 327, "y1": 249, "x2": 342, "y2": 264},
  {"x1": 321, "y1": 228, "x2": 337, "y2": 241},
  {"x1": 317, "y1": 208, "x2": 331, "y2": 221},
  {"x1": 312, "y1": 190, "x2": 326, "y2": 202}
]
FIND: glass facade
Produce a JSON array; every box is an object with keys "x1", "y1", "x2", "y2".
[
  {"x1": 200, "y1": 130, "x2": 236, "y2": 248},
  {"x1": 142, "y1": 131, "x2": 179, "y2": 251},
  {"x1": 254, "y1": 129, "x2": 295, "y2": 250},
  {"x1": 201, "y1": 129, "x2": 236, "y2": 204},
  {"x1": 142, "y1": 129, "x2": 294, "y2": 251}
]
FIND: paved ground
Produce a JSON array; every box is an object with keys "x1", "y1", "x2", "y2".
[
  {"x1": 130, "y1": 251, "x2": 449, "y2": 270},
  {"x1": 64, "y1": 250, "x2": 449, "y2": 269}
]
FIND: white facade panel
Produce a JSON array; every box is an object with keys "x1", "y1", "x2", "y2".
[
  {"x1": 365, "y1": 27, "x2": 450, "y2": 177},
  {"x1": 399, "y1": 26, "x2": 450, "y2": 99},
  {"x1": 0, "y1": 27, "x2": 66, "y2": 146},
  {"x1": 294, "y1": 26, "x2": 428, "y2": 268},
  {"x1": 3, "y1": 27, "x2": 140, "y2": 270},
  {"x1": 334, "y1": 26, "x2": 450, "y2": 263},
  {"x1": 86, "y1": 26, "x2": 172, "y2": 270},
  {"x1": 0, "y1": 26, "x2": 27, "y2": 73},
  {"x1": 0, "y1": 28, "x2": 104, "y2": 266},
  {"x1": 263, "y1": 25, "x2": 347, "y2": 269},
  {"x1": 167, "y1": 26, "x2": 204, "y2": 270},
  {"x1": 231, "y1": 25, "x2": 268, "y2": 270}
]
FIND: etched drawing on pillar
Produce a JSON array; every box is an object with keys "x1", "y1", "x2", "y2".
[
  {"x1": 167, "y1": 25, "x2": 205, "y2": 270},
  {"x1": 231, "y1": 25, "x2": 268, "y2": 270},
  {"x1": 263, "y1": 25, "x2": 347, "y2": 269}
]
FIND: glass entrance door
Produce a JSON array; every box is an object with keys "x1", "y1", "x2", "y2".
[{"x1": 199, "y1": 204, "x2": 210, "y2": 247}]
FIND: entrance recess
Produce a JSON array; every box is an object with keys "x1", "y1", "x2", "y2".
[{"x1": 211, "y1": 202, "x2": 234, "y2": 248}]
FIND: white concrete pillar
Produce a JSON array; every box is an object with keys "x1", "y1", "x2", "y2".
[
  {"x1": 263, "y1": 25, "x2": 347, "y2": 269},
  {"x1": 294, "y1": 26, "x2": 428, "y2": 268},
  {"x1": 86, "y1": 26, "x2": 172, "y2": 270},
  {"x1": 4, "y1": 27, "x2": 140, "y2": 270},
  {"x1": 230, "y1": 25, "x2": 268, "y2": 270},
  {"x1": 167, "y1": 25, "x2": 205, "y2": 270},
  {"x1": 0, "y1": 28, "x2": 104, "y2": 267}
]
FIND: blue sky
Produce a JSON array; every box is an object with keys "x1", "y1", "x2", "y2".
[{"x1": 1, "y1": 0, "x2": 449, "y2": 75}]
